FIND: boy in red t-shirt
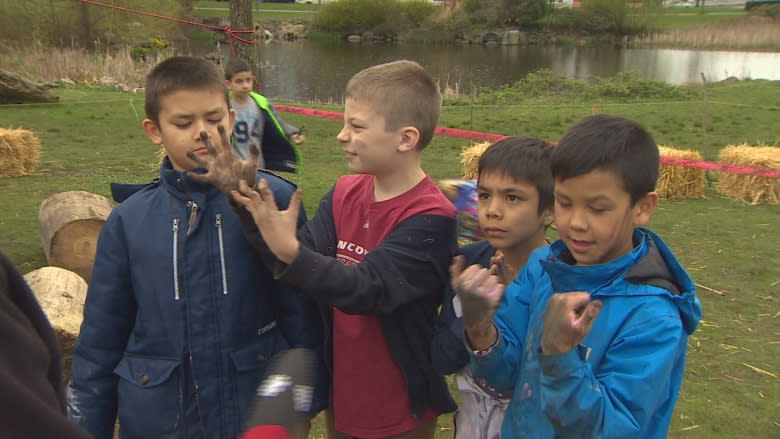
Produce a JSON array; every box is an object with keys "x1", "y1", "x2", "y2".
[{"x1": 190, "y1": 60, "x2": 457, "y2": 439}]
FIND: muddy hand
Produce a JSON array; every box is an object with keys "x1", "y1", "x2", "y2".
[
  {"x1": 186, "y1": 125, "x2": 259, "y2": 196},
  {"x1": 450, "y1": 256, "x2": 505, "y2": 329},
  {"x1": 489, "y1": 251, "x2": 514, "y2": 285},
  {"x1": 541, "y1": 292, "x2": 602, "y2": 356},
  {"x1": 232, "y1": 178, "x2": 302, "y2": 264}
]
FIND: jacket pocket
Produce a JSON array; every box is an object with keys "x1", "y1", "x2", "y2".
[
  {"x1": 114, "y1": 354, "x2": 182, "y2": 439},
  {"x1": 230, "y1": 332, "x2": 289, "y2": 424}
]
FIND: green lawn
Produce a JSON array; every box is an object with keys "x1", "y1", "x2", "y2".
[
  {"x1": 1, "y1": 80, "x2": 778, "y2": 438},
  {"x1": 193, "y1": 0, "x2": 320, "y2": 22},
  {"x1": 648, "y1": 7, "x2": 746, "y2": 30}
]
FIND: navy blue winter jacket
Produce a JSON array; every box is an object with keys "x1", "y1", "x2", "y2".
[{"x1": 67, "y1": 159, "x2": 325, "y2": 439}]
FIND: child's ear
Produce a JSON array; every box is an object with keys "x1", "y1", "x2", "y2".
[
  {"x1": 397, "y1": 126, "x2": 420, "y2": 152},
  {"x1": 142, "y1": 119, "x2": 163, "y2": 145},
  {"x1": 228, "y1": 108, "x2": 236, "y2": 132},
  {"x1": 541, "y1": 208, "x2": 554, "y2": 227},
  {"x1": 224, "y1": 79, "x2": 232, "y2": 88},
  {"x1": 633, "y1": 192, "x2": 658, "y2": 227}
]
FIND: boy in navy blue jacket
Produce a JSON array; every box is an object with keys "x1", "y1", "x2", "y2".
[
  {"x1": 432, "y1": 136, "x2": 554, "y2": 439},
  {"x1": 67, "y1": 56, "x2": 325, "y2": 439},
  {"x1": 190, "y1": 60, "x2": 457, "y2": 439},
  {"x1": 453, "y1": 115, "x2": 702, "y2": 438}
]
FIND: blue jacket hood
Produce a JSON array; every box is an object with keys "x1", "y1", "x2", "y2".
[{"x1": 541, "y1": 228, "x2": 701, "y2": 335}]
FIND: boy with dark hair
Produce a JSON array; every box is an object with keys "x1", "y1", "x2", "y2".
[
  {"x1": 224, "y1": 58, "x2": 304, "y2": 172},
  {"x1": 452, "y1": 114, "x2": 702, "y2": 438},
  {"x1": 432, "y1": 136, "x2": 554, "y2": 439},
  {"x1": 433, "y1": 137, "x2": 553, "y2": 439},
  {"x1": 67, "y1": 56, "x2": 325, "y2": 439},
  {"x1": 190, "y1": 59, "x2": 458, "y2": 439}
]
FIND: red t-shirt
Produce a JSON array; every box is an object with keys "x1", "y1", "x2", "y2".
[{"x1": 330, "y1": 174, "x2": 454, "y2": 437}]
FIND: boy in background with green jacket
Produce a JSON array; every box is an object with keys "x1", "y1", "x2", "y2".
[{"x1": 225, "y1": 58, "x2": 304, "y2": 173}]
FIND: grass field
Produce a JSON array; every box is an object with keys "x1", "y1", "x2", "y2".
[
  {"x1": 1, "y1": 79, "x2": 778, "y2": 438},
  {"x1": 647, "y1": 7, "x2": 746, "y2": 30},
  {"x1": 193, "y1": 0, "x2": 321, "y2": 22}
]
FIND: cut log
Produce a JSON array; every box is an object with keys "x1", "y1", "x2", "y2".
[
  {"x1": 39, "y1": 191, "x2": 114, "y2": 282},
  {"x1": 23, "y1": 266, "x2": 88, "y2": 384},
  {"x1": 0, "y1": 68, "x2": 59, "y2": 104}
]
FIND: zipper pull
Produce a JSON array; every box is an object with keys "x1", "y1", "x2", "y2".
[{"x1": 188, "y1": 201, "x2": 199, "y2": 230}]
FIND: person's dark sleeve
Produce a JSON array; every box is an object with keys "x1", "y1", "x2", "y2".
[
  {"x1": 0, "y1": 253, "x2": 94, "y2": 439},
  {"x1": 430, "y1": 282, "x2": 469, "y2": 375},
  {"x1": 281, "y1": 213, "x2": 456, "y2": 315},
  {"x1": 236, "y1": 188, "x2": 457, "y2": 315},
  {"x1": 246, "y1": 175, "x2": 327, "y2": 415},
  {"x1": 268, "y1": 103, "x2": 300, "y2": 137}
]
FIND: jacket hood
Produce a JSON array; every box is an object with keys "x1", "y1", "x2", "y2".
[{"x1": 541, "y1": 227, "x2": 701, "y2": 335}]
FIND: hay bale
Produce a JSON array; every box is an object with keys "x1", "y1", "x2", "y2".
[
  {"x1": 460, "y1": 141, "x2": 492, "y2": 179},
  {"x1": 39, "y1": 191, "x2": 114, "y2": 282},
  {"x1": 717, "y1": 144, "x2": 780, "y2": 205},
  {"x1": 657, "y1": 145, "x2": 705, "y2": 199},
  {"x1": 0, "y1": 127, "x2": 40, "y2": 177},
  {"x1": 23, "y1": 266, "x2": 88, "y2": 385}
]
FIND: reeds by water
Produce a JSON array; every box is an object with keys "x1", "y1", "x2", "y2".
[
  {"x1": 636, "y1": 16, "x2": 780, "y2": 51},
  {"x1": 0, "y1": 44, "x2": 164, "y2": 90}
]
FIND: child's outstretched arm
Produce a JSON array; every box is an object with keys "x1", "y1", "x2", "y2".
[{"x1": 232, "y1": 178, "x2": 301, "y2": 263}]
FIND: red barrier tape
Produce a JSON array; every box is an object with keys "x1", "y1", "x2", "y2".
[
  {"x1": 660, "y1": 156, "x2": 780, "y2": 178},
  {"x1": 277, "y1": 104, "x2": 779, "y2": 179}
]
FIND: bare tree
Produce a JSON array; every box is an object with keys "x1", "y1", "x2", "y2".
[{"x1": 228, "y1": 0, "x2": 261, "y2": 90}]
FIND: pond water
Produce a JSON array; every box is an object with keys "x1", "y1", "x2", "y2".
[{"x1": 189, "y1": 39, "x2": 780, "y2": 102}]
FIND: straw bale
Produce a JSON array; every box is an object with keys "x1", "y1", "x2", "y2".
[
  {"x1": 23, "y1": 266, "x2": 88, "y2": 384},
  {"x1": 0, "y1": 127, "x2": 40, "y2": 177},
  {"x1": 460, "y1": 141, "x2": 492, "y2": 179},
  {"x1": 657, "y1": 145, "x2": 705, "y2": 199},
  {"x1": 717, "y1": 144, "x2": 779, "y2": 205}
]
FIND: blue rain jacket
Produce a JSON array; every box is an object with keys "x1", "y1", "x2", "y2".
[
  {"x1": 472, "y1": 228, "x2": 702, "y2": 439},
  {"x1": 67, "y1": 159, "x2": 325, "y2": 439}
]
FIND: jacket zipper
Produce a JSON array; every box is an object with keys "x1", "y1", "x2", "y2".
[
  {"x1": 187, "y1": 201, "x2": 199, "y2": 235},
  {"x1": 172, "y1": 218, "x2": 181, "y2": 300},
  {"x1": 216, "y1": 213, "x2": 228, "y2": 295}
]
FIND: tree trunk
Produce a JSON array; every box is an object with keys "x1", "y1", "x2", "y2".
[
  {"x1": 229, "y1": 0, "x2": 261, "y2": 91},
  {"x1": 80, "y1": 1, "x2": 93, "y2": 49},
  {"x1": 0, "y1": 69, "x2": 59, "y2": 104},
  {"x1": 38, "y1": 191, "x2": 114, "y2": 283}
]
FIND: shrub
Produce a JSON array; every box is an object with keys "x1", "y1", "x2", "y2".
[
  {"x1": 313, "y1": 0, "x2": 401, "y2": 34},
  {"x1": 460, "y1": 69, "x2": 698, "y2": 105},
  {"x1": 400, "y1": 0, "x2": 438, "y2": 28},
  {"x1": 748, "y1": 4, "x2": 780, "y2": 18}
]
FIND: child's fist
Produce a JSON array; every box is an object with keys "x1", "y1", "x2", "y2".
[{"x1": 541, "y1": 292, "x2": 602, "y2": 356}]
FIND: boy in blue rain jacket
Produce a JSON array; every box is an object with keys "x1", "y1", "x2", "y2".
[{"x1": 452, "y1": 115, "x2": 702, "y2": 439}]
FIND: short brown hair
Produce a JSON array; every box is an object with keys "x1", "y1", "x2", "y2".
[
  {"x1": 144, "y1": 56, "x2": 228, "y2": 124},
  {"x1": 345, "y1": 60, "x2": 441, "y2": 150},
  {"x1": 224, "y1": 58, "x2": 251, "y2": 80}
]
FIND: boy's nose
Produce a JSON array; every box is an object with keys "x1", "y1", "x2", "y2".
[
  {"x1": 485, "y1": 199, "x2": 502, "y2": 218},
  {"x1": 336, "y1": 127, "x2": 349, "y2": 142},
  {"x1": 568, "y1": 209, "x2": 588, "y2": 231}
]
